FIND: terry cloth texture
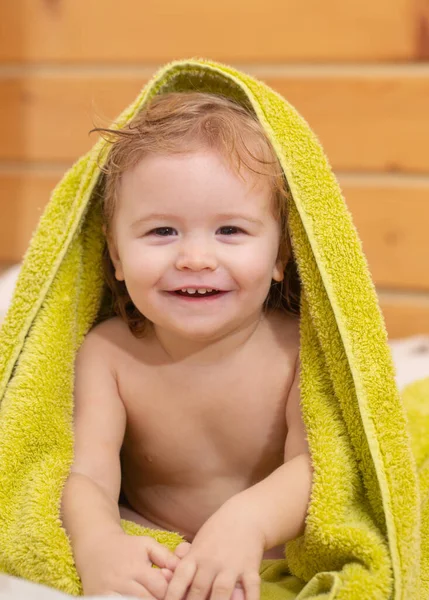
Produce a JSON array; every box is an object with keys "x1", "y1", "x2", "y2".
[{"x1": 0, "y1": 59, "x2": 427, "y2": 599}]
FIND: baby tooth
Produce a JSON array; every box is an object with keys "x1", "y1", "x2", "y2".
[
  {"x1": 207, "y1": 289, "x2": 213, "y2": 292},
  {"x1": 186, "y1": 289, "x2": 196, "y2": 294},
  {"x1": 198, "y1": 289, "x2": 207, "y2": 294}
]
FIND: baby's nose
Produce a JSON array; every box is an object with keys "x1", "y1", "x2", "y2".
[{"x1": 175, "y1": 239, "x2": 217, "y2": 271}]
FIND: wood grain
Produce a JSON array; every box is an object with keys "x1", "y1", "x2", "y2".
[
  {"x1": 0, "y1": 171, "x2": 59, "y2": 263},
  {"x1": 379, "y1": 293, "x2": 429, "y2": 338},
  {"x1": 343, "y1": 180, "x2": 429, "y2": 291},
  {"x1": 0, "y1": 0, "x2": 416, "y2": 63},
  {"x1": 0, "y1": 71, "x2": 429, "y2": 172}
]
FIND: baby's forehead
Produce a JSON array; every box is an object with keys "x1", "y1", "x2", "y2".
[{"x1": 119, "y1": 150, "x2": 274, "y2": 205}]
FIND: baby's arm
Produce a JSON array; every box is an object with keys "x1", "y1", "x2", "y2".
[
  {"x1": 61, "y1": 329, "x2": 178, "y2": 597},
  {"x1": 61, "y1": 329, "x2": 127, "y2": 557},
  {"x1": 227, "y1": 357, "x2": 313, "y2": 550}
]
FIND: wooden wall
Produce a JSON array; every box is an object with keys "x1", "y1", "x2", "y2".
[{"x1": 0, "y1": 0, "x2": 428, "y2": 338}]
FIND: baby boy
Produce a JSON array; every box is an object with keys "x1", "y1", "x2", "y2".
[{"x1": 61, "y1": 91, "x2": 313, "y2": 600}]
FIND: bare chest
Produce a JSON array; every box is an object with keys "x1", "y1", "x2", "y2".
[{"x1": 117, "y1": 355, "x2": 293, "y2": 485}]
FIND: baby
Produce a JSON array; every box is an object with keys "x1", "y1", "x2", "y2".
[{"x1": 60, "y1": 92, "x2": 313, "y2": 600}]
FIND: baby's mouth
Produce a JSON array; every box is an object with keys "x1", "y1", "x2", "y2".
[{"x1": 173, "y1": 289, "x2": 222, "y2": 298}]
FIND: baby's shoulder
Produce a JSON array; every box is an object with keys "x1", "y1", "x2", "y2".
[
  {"x1": 82, "y1": 317, "x2": 158, "y2": 371},
  {"x1": 85, "y1": 315, "x2": 127, "y2": 343},
  {"x1": 78, "y1": 316, "x2": 135, "y2": 360}
]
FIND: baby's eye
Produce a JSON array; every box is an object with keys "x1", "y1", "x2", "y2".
[
  {"x1": 148, "y1": 227, "x2": 177, "y2": 236},
  {"x1": 217, "y1": 226, "x2": 245, "y2": 235}
]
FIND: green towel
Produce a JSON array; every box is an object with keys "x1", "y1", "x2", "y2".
[{"x1": 0, "y1": 58, "x2": 427, "y2": 599}]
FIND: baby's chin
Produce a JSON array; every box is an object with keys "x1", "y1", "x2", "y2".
[
  {"x1": 133, "y1": 297, "x2": 266, "y2": 343},
  {"x1": 158, "y1": 324, "x2": 234, "y2": 344}
]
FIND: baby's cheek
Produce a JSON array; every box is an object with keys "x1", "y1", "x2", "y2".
[{"x1": 247, "y1": 257, "x2": 278, "y2": 292}]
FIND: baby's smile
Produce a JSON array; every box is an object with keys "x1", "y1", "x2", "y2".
[{"x1": 166, "y1": 289, "x2": 230, "y2": 301}]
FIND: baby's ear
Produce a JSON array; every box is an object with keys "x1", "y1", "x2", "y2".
[
  {"x1": 272, "y1": 258, "x2": 285, "y2": 282},
  {"x1": 105, "y1": 237, "x2": 124, "y2": 282}
]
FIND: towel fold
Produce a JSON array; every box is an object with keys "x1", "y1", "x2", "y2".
[{"x1": 0, "y1": 58, "x2": 427, "y2": 599}]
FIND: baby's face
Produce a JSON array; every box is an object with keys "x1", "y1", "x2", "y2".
[{"x1": 109, "y1": 149, "x2": 284, "y2": 341}]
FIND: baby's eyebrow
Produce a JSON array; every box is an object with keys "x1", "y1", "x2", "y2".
[
  {"x1": 216, "y1": 213, "x2": 264, "y2": 225},
  {"x1": 131, "y1": 213, "x2": 264, "y2": 227},
  {"x1": 131, "y1": 213, "x2": 177, "y2": 227}
]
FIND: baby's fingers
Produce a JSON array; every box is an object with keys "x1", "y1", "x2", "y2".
[
  {"x1": 161, "y1": 568, "x2": 174, "y2": 582},
  {"x1": 174, "y1": 541, "x2": 192, "y2": 559},
  {"x1": 241, "y1": 571, "x2": 261, "y2": 600},
  {"x1": 118, "y1": 580, "x2": 159, "y2": 600},
  {"x1": 146, "y1": 539, "x2": 180, "y2": 571},
  {"x1": 136, "y1": 564, "x2": 170, "y2": 600},
  {"x1": 208, "y1": 572, "x2": 237, "y2": 600},
  {"x1": 165, "y1": 559, "x2": 197, "y2": 600},
  {"x1": 186, "y1": 568, "x2": 217, "y2": 600}
]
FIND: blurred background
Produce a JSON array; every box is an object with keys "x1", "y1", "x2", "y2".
[{"x1": 0, "y1": 0, "x2": 428, "y2": 358}]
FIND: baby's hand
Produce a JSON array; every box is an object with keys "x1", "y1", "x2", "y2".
[
  {"x1": 160, "y1": 542, "x2": 192, "y2": 583},
  {"x1": 77, "y1": 531, "x2": 180, "y2": 598},
  {"x1": 164, "y1": 502, "x2": 265, "y2": 600}
]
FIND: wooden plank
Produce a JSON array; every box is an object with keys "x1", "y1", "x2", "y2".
[
  {"x1": 417, "y1": 0, "x2": 429, "y2": 60},
  {"x1": 379, "y1": 292, "x2": 429, "y2": 338},
  {"x1": 342, "y1": 179, "x2": 429, "y2": 291},
  {"x1": 268, "y1": 73, "x2": 429, "y2": 173},
  {"x1": 1, "y1": 72, "x2": 429, "y2": 172},
  {"x1": 0, "y1": 0, "x2": 416, "y2": 63},
  {"x1": 1, "y1": 171, "x2": 429, "y2": 292},
  {"x1": 0, "y1": 76, "x2": 143, "y2": 163},
  {"x1": 0, "y1": 171, "x2": 59, "y2": 263}
]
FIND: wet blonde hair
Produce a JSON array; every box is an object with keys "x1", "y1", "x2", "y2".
[{"x1": 93, "y1": 91, "x2": 300, "y2": 337}]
